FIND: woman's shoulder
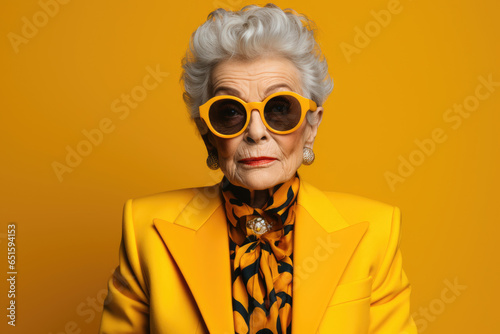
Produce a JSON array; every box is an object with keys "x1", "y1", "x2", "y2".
[
  {"x1": 324, "y1": 190, "x2": 396, "y2": 216},
  {"x1": 123, "y1": 183, "x2": 221, "y2": 225},
  {"x1": 302, "y1": 179, "x2": 396, "y2": 211},
  {"x1": 132, "y1": 183, "x2": 219, "y2": 205},
  {"x1": 301, "y1": 180, "x2": 399, "y2": 231},
  {"x1": 324, "y1": 190, "x2": 399, "y2": 234}
]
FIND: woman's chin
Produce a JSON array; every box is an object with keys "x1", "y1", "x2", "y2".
[{"x1": 234, "y1": 170, "x2": 289, "y2": 191}]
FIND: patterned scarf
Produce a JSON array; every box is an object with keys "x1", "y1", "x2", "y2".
[{"x1": 220, "y1": 173, "x2": 300, "y2": 334}]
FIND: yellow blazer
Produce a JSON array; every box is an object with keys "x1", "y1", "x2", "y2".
[{"x1": 99, "y1": 178, "x2": 417, "y2": 333}]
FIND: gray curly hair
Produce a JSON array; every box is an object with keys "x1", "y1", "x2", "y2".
[{"x1": 181, "y1": 3, "x2": 333, "y2": 124}]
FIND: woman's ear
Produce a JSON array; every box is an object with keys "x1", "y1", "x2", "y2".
[
  {"x1": 195, "y1": 117, "x2": 218, "y2": 153},
  {"x1": 195, "y1": 117, "x2": 209, "y2": 136},
  {"x1": 304, "y1": 106, "x2": 324, "y2": 149},
  {"x1": 201, "y1": 132, "x2": 217, "y2": 154}
]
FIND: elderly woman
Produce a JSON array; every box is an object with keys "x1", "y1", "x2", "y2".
[{"x1": 99, "y1": 4, "x2": 417, "y2": 334}]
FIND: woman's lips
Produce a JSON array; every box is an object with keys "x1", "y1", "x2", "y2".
[{"x1": 238, "y1": 157, "x2": 277, "y2": 166}]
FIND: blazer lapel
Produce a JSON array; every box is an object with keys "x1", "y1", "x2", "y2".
[
  {"x1": 153, "y1": 179, "x2": 369, "y2": 334},
  {"x1": 153, "y1": 184, "x2": 235, "y2": 334},
  {"x1": 291, "y1": 179, "x2": 369, "y2": 333}
]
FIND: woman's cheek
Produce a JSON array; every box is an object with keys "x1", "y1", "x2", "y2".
[{"x1": 282, "y1": 139, "x2": 304, "y2": 168}]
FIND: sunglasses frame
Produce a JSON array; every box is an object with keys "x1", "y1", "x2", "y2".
[{"x1": 199, "y1": 91, "x2": 318, "y2": 138}]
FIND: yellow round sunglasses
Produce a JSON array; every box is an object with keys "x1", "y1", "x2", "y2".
[{"x1": 199, "y1": 91, "x2": 318, "y2": 138}]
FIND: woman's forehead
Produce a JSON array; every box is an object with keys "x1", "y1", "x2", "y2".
[{"x1": 211, "y1": 57, "x2": 302, "y2": 99}]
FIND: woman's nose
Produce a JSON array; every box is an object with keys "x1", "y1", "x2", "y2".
[{"x1": 244, "y1": 109, "x2": 268, "y2": 143}]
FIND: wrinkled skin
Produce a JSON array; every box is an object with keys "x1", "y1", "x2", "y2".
[{"x1": 203, "y1": 56, "x2": 324, "y2": 208}]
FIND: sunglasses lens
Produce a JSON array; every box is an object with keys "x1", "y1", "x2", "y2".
[
  {"x1": 209, "y1": 99, "x2": 247, "y2": 135},
  {"x1": 264, "y1": 95, "x2": 302, "y2": 131}
]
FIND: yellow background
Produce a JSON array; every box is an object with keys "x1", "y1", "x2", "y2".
[{"x1": 1, "y1": 0, "x2": 498, "y2": 333}]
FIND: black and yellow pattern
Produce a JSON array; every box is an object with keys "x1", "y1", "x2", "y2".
[{"x1": 221, "y1": 173, "x2": 300, "y2": 334}]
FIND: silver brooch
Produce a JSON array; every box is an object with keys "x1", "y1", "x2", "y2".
[{"x1": 246, "y1": 217, "x2": 273, "y2": 235}]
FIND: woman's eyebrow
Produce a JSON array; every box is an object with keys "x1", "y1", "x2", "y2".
[
  {"x1": 264, "y1": 83, "x2": 294, "y2": 96},
  {"x1": 213, "y1": 86, "x2": 242, "y2": 97}
]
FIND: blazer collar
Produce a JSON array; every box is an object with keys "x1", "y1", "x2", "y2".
[{"x1": 153, "y1": 177, "x2": 369, "y2": 334}]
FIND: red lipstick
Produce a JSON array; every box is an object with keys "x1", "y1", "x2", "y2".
[{"x1": 238, "y1": 156, "x2": 277, "y2": 166}]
